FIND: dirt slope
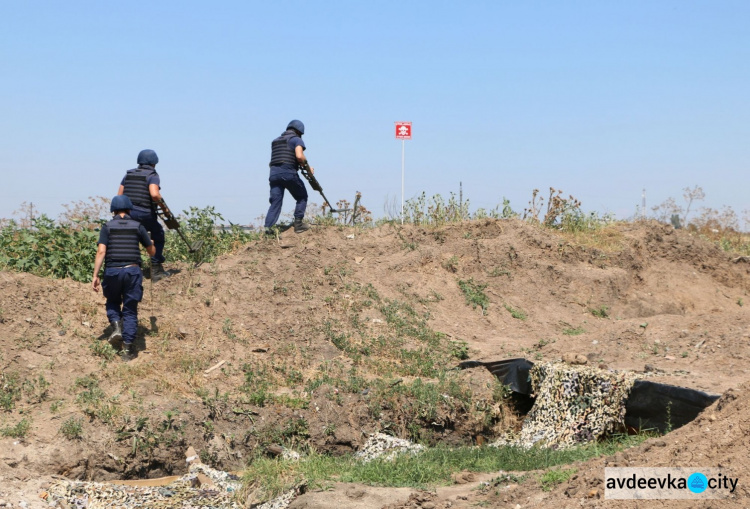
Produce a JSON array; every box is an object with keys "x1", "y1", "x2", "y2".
[{"x1": 1, "y1": 219, "x2": 749, "y2": 507}]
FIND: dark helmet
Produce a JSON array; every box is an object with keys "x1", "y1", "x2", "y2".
[
  {"x1": 110, "y1": 195, "x2": 133, "y2": 212},
  {"x1": 137, "y1": 149, "x2": 159, "y2": 165},
  {"x1": 286, "y1": 120, "x2": 305, "y2": 135}
]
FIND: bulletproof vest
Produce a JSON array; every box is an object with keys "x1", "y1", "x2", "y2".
[
  {"x1": 122, "y1": 166, "x2": 157, "y2": 209},
  {"x1": 104, "y1": 217, "x2": 142, "y2": 266},
  {"x1": 269, "y1": 130, "x2": 299, "y2": 167}
]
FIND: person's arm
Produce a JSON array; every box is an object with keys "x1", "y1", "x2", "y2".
[
  {"x1": 295, "y1": 146, "x2": 314, "y2": 174},
  {"x1": 117, "y1": 185, "x2": 124, "y2": 196},
  {"x1": 146, "y1": 244, "x2": 156, "y2": 257},
  {"x1": 149, "y1": 183, "x2": 163, "y2": 201},
  {"x1": 92, "y1": 244, "x2": 107, "y2": 291}
]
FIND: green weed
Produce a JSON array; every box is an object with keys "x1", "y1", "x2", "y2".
[
  {"x1": 90, "y1": 340, "x2": 118, "y2": 361},
  {"x1": 1, "y1": 372, "x2": 22, "y2": 411},
  {"x1": 74, "y1": 375, "x2": 119, "y2": 423},
  {"x1": 443, "y1": 256, "x2": 459, "y2": 273},
  {"x1": 589, "y1": 306, "x2": 609, "y2": 318},
  {"x1": 458, "y1": 278, "x2": 489, "y2": 313},
  {"x1": 1, "y1": 418, "x2": 31, "y2": 438},
  {"x1": 540, "y1": 467, "x2": 577, "y2": 491},
  {"x1": 504, "y1": 304, "x2": 527, "y2": 320},
  {"x1": 60, "y1": 417, "x2": 84, "y2": 440}
]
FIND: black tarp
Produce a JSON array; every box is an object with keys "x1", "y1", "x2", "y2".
[
  {"x1": 459, "y1": 358, "x2": 720, "y2": 433},
  {"x1": 624, "y1": 379, "x2": 719, "y2": 433}
]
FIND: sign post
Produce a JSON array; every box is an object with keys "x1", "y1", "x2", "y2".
[{"x1": 395, "y1": 122, "x2": 412, "y2": 223}]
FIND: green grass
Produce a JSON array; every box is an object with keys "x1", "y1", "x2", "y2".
[
  {"x1": 540, "y1": 467, "x2": 577, "y2": 491},
  {"x1": 242, "y1": 433, "x2": 651, "y2": 500},
  {"x1": 563, "y1": 326, "x2": 585, "y2": 336}
]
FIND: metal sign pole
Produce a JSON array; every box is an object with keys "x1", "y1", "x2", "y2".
[{"x1": 401, "y1": 139, "x2": 405, "y2": 224}]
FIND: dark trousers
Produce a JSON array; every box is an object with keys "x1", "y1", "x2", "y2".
[
  {"x1": 130, "y1": 208, "x2": 165, "y2": 264},
  {"x1": 101, "y1": 266, "x2": 144, "y2": 345},
  {"x1": 264, "y1": 171, "x2": 308, "y2": 228}
]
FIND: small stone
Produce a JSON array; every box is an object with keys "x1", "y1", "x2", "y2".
[
  {"x1": 562, "y1": 353, "x2": 577, "y2": 364},
  {"x1": 267, "y1": 444, "x2": 284, "y2": 456},
  {"x1": 587, "y1": 489, "x2": 598, "y2": 498},
  {"x1": 664, "y1": 355, "x2": 676, "y2": 360}
]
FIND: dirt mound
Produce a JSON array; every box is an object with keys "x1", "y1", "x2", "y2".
[
  {"x1": 457, "y1": 382, "x2": 750, "y2": 508},
  {"x1": 1, "y1": 219, "x2": 749, "y2": 507}
]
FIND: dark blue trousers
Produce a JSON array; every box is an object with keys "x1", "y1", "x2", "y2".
[
  {"x1": 129, "y1": 208, "x2": 165, "y2": 264},
  {"x1": 264, "y1": 171, "x2": 308, "y2": 228},
  {"x1": 101, "y1": 266, "x2": 143, "y2": 345}
]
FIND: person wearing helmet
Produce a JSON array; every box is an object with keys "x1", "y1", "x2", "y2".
[
  {"x1": 92, "y1": 195, "x2": 156, "y2": 361},
  {"x1": 117, "y1": 149, "x2": 170, "y2": 281},
  {"x1": 264, "y1": 120, "x2": 314, "y2": 234}
]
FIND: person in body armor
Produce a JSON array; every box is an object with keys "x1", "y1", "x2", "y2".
[
  {"x1": 92, "y1": 195, "x2": 156, "y2": 361},
  {"x1": 264, "y1": 120, "x2": 314, "y2": 234},
  {"x1": 118, "y1": 149, "x2": 170, "y2": 281}
]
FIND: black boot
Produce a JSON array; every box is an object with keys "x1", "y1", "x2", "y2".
[
  {"x1": 108, "y1": 321, "x2": 123, "y2": 350},
  {"x1": 293, "y1": 218, "x2": 310, "y2": 233},
  {"x1": 121, "y1": 343, "x2": 137, "y2": 361},
  {"x1": 151, "y1": 262, "x2": 170, "y2": 282}
]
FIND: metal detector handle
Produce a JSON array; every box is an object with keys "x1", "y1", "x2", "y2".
[
  {"x1": 154, "y1": 199, "x2": 204, "y2": 254},
  {"x1": 299, "y1": 166, "x2": 323, "y2": 193},
  {"x1": 155, "y1": 200, "x2": 181, "y2": 230}
]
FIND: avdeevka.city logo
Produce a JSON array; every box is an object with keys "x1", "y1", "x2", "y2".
[
  {"x1": 688, "y1": 472, "x2": 708, "y2": 494},
  {"x1": 605, "y1": 467, "x2": 738, "y2": 500}
]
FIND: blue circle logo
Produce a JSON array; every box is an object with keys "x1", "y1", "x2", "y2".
[{"x1": 688, "y1": 473, "x2": 708, "y2": 494}]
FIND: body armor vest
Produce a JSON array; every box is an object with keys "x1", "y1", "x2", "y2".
[
  {"x1": 122, "y1": 166, "x2": 157, "y2": 209},
  {"x1": 269, "y1": 130, "x2": 299, "y2": 167},
  {"x1": 105, "y1": 217, "x2": 142, "y2": 266}
]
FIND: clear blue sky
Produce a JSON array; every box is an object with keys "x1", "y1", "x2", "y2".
[{"x1": 1, "y1": 1, "x2": 748, "y2": 225}]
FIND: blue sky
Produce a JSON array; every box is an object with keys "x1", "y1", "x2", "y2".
[{"x1": 1, "y1": 1, "x2": 748, "y2": 226}]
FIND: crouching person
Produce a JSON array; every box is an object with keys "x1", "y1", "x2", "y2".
[{"x1": 92, "y1": 195, "x2": 156, "y2": 361}]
